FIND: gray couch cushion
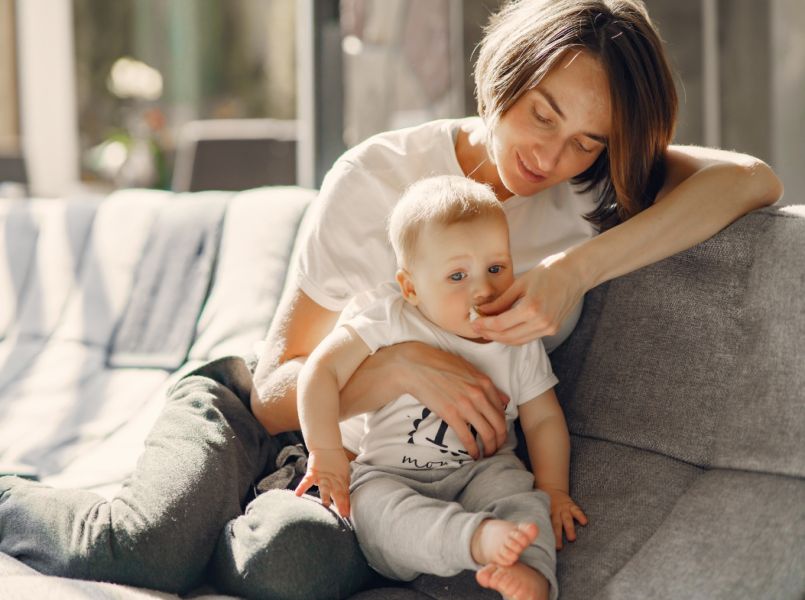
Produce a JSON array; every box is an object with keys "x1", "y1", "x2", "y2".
[
  {"x1": 411, "y1": 571, "x2": 498, "y2": 599},
  {"x1": 551, "y1": 207, "x2": 805, "y2": 478},
  {"x1": 556, "y1": 437, "x2": 702, "y2": 600},
  {"x1": 597, "y1": 469, "x2": 805, "y2": 600},
  {"x1": 720, "y1": 208, "x2": 805, "y2": 477}
]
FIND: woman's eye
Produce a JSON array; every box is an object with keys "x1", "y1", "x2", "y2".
[
  {"x1": 574, "y1": 139, "x2": 593, "y2": 154},
  {"x1": 488, "y1": 265, "x2": 503, "y2": 274},
  {"x1": 449, "y1": 272, "x2": 466, "y2": 281},
  {"x1": 532, "y1": 108, "x2": 551, "y2": 125}
]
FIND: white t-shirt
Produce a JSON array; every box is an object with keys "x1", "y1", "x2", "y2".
[
  {"x1": 344, "y1": 283, "x2": 558, "y2": 470},
  {"x1": 297, "y1": 118, "x2": 598, "y2": 316},
  {"x1": 292, "y1": 118, "x2": 597, "y2": 452}
]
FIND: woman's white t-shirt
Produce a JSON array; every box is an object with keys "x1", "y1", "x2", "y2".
[
  {"x1": 293, "y1": 118, "x2": 598, "y2": 452},
  {"x1": 297, "y1": 118, "x2": 598, "y2": 317}
]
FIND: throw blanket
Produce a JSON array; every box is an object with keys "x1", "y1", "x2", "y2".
[{"x1": 108, "y1": 193, "x2": 229, "y2": 370}]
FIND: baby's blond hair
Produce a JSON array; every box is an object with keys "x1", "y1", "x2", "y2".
[{"x1": 388, "y1": 175, "x2": 504, "y2": 268}]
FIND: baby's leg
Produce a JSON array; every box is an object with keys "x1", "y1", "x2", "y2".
[
  {"x1": 349, "y1": 469, "x2": 489, "y2": 581},
  {"x1": 458, "y1": 454, "x2": 558, "y2": 600},
  {"x1": 470, "y1": 519, "x2": 538, "y2": 566}
]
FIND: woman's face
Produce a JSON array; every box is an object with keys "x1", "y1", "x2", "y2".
[{"x1": 490, "y1": 50, "x2": 612, "y2": 198}]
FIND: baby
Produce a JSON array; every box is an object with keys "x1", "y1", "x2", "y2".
[{"x1": 295, "y1": 175, "x2": 586, "y2": 600}]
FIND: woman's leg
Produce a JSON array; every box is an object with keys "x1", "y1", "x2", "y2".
[
  {"x1": 211, "y1": 489, "x2": 374, "y2": 600},
  {"x1": 0, "y1": 356, "x2": 273, "y2": 594}
]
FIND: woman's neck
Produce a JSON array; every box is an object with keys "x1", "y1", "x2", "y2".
[{"x1": 454, "y1": 118, "x2": 514, "y2": 202}]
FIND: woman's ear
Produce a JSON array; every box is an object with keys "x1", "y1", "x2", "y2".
[{"x1": 396, "y1": 269, "x2": 419, "y2": 306}]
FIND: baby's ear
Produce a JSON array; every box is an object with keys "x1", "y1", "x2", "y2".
[{"x1": 396, "y1": 269, "x2": 419, "y2": 306}]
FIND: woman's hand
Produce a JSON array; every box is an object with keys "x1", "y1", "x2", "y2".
[
  {"x1": 542, "y1": 488, "x2": 588, "y2": 550},
  {"x1": 295, "y1": 448, "x2": 352, "y2": 518},
  {"x1": 344, "y1": 342, "x2": 510, "y2": 460},
  {"x1": 471, "y1": 252, "x2": 587, "y2": 345}
]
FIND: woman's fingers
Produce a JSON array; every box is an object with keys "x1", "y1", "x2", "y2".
[
  {"x1": 477, "y1": 279, "x2": 522, "y2": 317},
  {"x1": 459, "y1": 374, "x2": 509, "y2": 453},
  {"x1": 402, "y1": 343, "x2": 509, "y2": 458},
  {"x1": 474, "y1": 301, "x2": 530, "y2": 334},
  {"x1": 440, "y1": 408, "x2": 481, "y2": 459},
  {"x1": 474, "y1": 302, "x2": 561, "y2": 343},
  {"x1": 474, "y1": 256, "x2": 587, "y2": 345}
]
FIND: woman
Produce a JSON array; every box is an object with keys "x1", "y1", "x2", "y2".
[
  {"x1": 251, "y1": 0, "x2": 780, "y2": 465},
  {"x1": 250, "y1": 0, "x2": 781, "y2": 594},
  {"x1": 0, "y1": 1, "x2": 782, "y2": 599}
]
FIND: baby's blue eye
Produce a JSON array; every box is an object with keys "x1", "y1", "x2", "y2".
[
  {"x1": 488, "y1": 265, "x2": 503, "y2": 274},
  {"x1": 449, "y1": 272, "x2": 466, "y2": 281}
]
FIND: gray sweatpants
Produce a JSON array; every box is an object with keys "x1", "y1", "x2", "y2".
[
  {"x1": 0, "y1": 356, "x2": 372, "y2": 599},
  {"x1": 350, "y1": 452, "x2": 558, "y2": 600}
]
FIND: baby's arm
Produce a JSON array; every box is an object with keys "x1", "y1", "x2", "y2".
[
  {"x1": 518, "y1": 389, "x2": 588, "y2": 549},
  {"x1": 294, "y1": 325, "x2": 372, "y2": 517}
]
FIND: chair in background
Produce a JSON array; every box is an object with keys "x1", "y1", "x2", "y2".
[
  {"x1": 171, "y1": 119, "x2": 297, "y2": 193},
  {"x1": 0, "y1": 154, "x2": 28, "y2": 198}
]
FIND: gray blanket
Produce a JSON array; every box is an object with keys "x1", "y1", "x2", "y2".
[{"x1": 107, "y1": 193, "x2": 229, "y2": 370}]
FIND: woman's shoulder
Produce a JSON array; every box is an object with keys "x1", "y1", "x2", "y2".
[{"x1": 338, "y1": 119, "x2": 464, "y2": 174}]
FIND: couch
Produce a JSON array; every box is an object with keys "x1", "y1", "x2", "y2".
[{"x1": 0, "y1": 186, "x2": 802, "y2": 599}]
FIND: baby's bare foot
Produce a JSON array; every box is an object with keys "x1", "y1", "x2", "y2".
[
  {"x1": 476, "y1": 562, "x2": 550, "y2": 600},
  {"x1": 470, "y1": 519, "x2": 538, "y2": 566}
]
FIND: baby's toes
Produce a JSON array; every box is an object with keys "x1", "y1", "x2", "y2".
[
  {"x1": 476, "y1": 563, "x2": 497, "y2": 588},
  {"x1": 497, "y1": 545, "x2": 519, "y2": 566},
  {"x1": 508, "y1": 523, "x2": 539, "y2": 551}
]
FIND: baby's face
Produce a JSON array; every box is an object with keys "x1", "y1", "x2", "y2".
[{"x1": 405, "y1": 217, "x2": 514, "y2": 340}]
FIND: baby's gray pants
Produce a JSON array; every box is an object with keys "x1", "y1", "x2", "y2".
[{"x1": 350, "y1": 452, "x2": 558, "y2": 600}]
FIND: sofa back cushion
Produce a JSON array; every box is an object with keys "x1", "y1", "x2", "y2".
[
  {"x1": 187, "y1": 186, "x2": 314, "y2": 360},
  {"x1": 14, "y1": 198, "x2": 99, "y2": 339},
  {"x1": 52, "y1": 190, "x2": 168, "y2": 347},
  {"x1": 107, "y1": 192, "x2": 229, "y2": 370},
  {"x1": 0, "y1": 200, "x2": 38, "y2": 339},
  {"x1": 551, "y1": 207, "x2": 805, "y2": 479}
]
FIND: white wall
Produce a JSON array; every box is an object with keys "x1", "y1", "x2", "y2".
[
  {"x1": 771, "y1": 0, "x2": 805, "y2": 205},
  {"x1": 16, "y1": 0, "x2": 79, "y2": 196}
]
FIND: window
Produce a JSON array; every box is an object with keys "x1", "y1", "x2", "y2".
[
  {"x1": 73, "y1": 0, "x2": 295, "y2": 189},
  {"x1": 0, "y1": 0, "x2": 21, "y2": 163}
]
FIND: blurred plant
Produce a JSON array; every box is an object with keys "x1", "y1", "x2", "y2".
[
  {"x1": 106, "y1": 56, "x2": 163, "y2": 101},
  {"x1": 85, "y1": 57, "x2": 168, "y2": 189}
]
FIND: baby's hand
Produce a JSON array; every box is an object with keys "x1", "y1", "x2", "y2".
[
  {"x1": 543, "y1": 488, "x2": 588, "y2": 550},
  {"x1": 294, "y1": 448, "x2": 352, "y2": 517}
]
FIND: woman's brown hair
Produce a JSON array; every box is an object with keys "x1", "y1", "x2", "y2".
[{"x1": 475, "y1": 0, "x2": 678, "y2": 231}]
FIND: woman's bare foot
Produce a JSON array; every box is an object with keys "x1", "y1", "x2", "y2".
[
  {"x1": 470, "y1": 519, "x2": 539, "y2": 566},
  {"x1": 476, "y1": 562, "x2": 550, "y2": 600}
]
